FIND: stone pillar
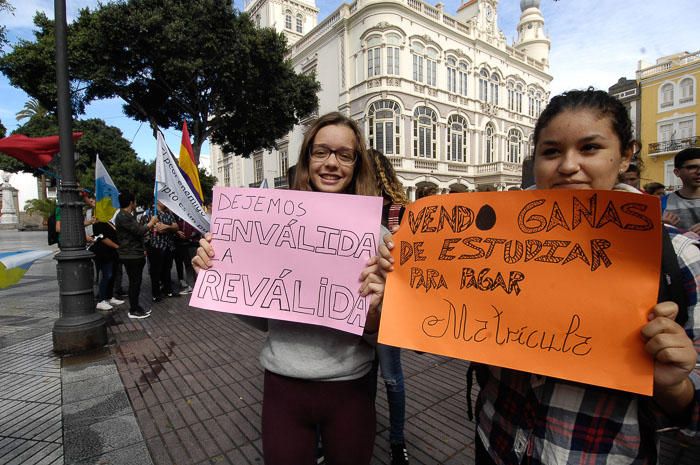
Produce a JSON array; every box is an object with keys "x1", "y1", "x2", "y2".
[{"x1": 0, "y1": 173, "x2": 19, "y2": 229}]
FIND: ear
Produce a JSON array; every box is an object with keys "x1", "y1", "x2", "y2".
[
  {"x1": 673, "y1": 167, "x2": 680, "y2": 177},
  {"x1": 619, "y1": 143, "x2": 635, "y2": 172}
]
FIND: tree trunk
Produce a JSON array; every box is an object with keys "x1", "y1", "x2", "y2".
[{"x1": 39, "y1": 175, "x2": 47, "y2": 200}]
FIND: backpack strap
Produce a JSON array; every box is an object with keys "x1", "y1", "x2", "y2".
[
  {"x1": 658, "y1": 227, "x2": 688, "y2": 326},
  {"x1": 388, "y1": 204, "x2": 404, "y2": 230},
  {"x1": 660, "y1": 194, "x2": 668, "y2": 212}
]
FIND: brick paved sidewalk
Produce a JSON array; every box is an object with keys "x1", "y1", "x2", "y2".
[{"x1": 106, "y1": 293, "x2": 478, "y2": 465}]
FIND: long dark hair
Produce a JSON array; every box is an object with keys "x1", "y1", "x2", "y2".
[{"x1": 293, "y1": 112, "x2": 378, "y2": 196}]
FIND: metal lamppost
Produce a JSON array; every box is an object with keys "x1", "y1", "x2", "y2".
[{"x1": 52, "y1": 0, "x2": 106, "y2": 353}]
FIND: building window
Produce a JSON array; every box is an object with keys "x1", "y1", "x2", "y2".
[
  {"x1": 660, "y1": 83, "x2": 674, "y2": 108},
  {"x1": 490, "y1": 73, "x2": 500, "y2": 106},
  {"x1": 255, "y1": 14, "x2": 260, "y2": 27},
  {"x1": 296, "y1": 14, "x2": 303, "y2": 33},
  {"x1": 413, "y1": 106, "x2": 437, "y2": 159},
  {"x1": 254, "y1": 155, "x2": 263, "y2": 183},
  {"x1": 680, "y1": 78, "x2": 694, "y2": 104},
  {"x1": 223, "y1": 164, "x2": 231, "y2": 186},
  {"x1": 659, "y1": 123, "x2": 673, "y2": 142},
  {"x1": 413, "y1": 54, "x2": 424, "y2": 82},
  {"x1": 368, "y1": 100, "x2": 401, "y2": 155},
  {"x1": 426, "y1": 59, "x2": 437, "y2": 86},
  {"x1": 516, "y1": 84, "x2": 523, "y2": 113},
  {"x1": 528, "y1": 90, "x2": 536, "y2": 117},
  {"x1": 508, "y1": 128, "x2": 522, "y2": 163},
  {"x1": 387, "y1": 46, "x2": 400, "y2": 75},
  {"x1": 368, "y1": 47, "x2": 381, "y2": 77},
  {"x1": 459, "y1": 62, "x2": 468, "y2": 96},
  {"x1": 535, "y1": 92, "x2": 542, "y2": 116},
  {"x1": 447, "y1": 115, "x2": 468, "y2": 162},
  {"x1": 285, "y1": 10, "x2": 292, "y2": 30},
  {"x1": 279, "y1": 150, "x2": 288, "y2": 177},
  {"x1": 479, "y1": 69, "x2": 489, "y2": 101},
  {"x1": 485, "y1": 123, "x2": 495, "y2": 163},
  {"x1": 447, "y1": 57, "x2": 457, "y2": 93},
  {"x1": 507, "y1": 82, "x2": 515, "y2": 111}
]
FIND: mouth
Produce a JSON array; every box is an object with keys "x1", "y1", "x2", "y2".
[{"x1": 318, "y1": 173, "x2": 343, "y2": 183}]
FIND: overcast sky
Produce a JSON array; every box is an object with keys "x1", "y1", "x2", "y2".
[{"x1": 1, "y1": 0, "x2": 698, "y2": 162}]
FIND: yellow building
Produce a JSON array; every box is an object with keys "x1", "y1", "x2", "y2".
[{"x1": 638, "y1": 50, "x2": 700, "y2": 190}]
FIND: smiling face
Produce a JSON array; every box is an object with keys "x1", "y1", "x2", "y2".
[
  {"x1": 308, "y1": 124, "x2": 357, "y2": 194},
  {"x1": 534, "y1": 109, "x2": 632, "y2": 191}
]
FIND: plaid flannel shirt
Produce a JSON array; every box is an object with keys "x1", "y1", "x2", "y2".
[
  {"x1": 476, "y1": 227, "x2": 700, "y2": 465},
  {"x1": 142, "y1": 208, "x2": 177, "y2": 252}
]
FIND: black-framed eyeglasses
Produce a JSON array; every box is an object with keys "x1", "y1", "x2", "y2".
[
  {"x1": 309, "y1": 144, "x2": 357, "y2": 166},
  {"x1": 681, "y1": 164, "x2": 700, "y2": 173}
]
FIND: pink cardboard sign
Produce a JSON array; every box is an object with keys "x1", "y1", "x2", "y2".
[{"x1": 189, "y1": 187, "x2": 383, "y2": 335}]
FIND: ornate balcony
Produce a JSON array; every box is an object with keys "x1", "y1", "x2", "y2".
[{"x1": 648, "y1": 136, "x2": 700, "y2": 155}]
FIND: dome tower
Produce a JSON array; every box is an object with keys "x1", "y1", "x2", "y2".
[{"x1": 514, "y1": 0, "x2": 550, "y2": 66}]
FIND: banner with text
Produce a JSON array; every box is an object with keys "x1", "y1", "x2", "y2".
[
  {"x1": 189, "y1": 187, "x2": 383, "y2": 335},
  {"x1": 379, "y1": 190, "x2": 661, "y2": 395},
  {"x1": 155, "y1": 132, "x2": 210, "y2": 234}
]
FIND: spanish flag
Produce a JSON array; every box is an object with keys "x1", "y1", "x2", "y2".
[{"x1": 178, "y1": 121, "x2": 203, "y2": 205}]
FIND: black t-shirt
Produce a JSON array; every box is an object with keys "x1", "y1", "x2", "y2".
[{"x1": 91, "y1": 222, "x2": 119, "y2": 262}]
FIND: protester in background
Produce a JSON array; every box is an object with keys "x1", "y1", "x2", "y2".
[
  {"x1": 173, "y1": 216, "x2": 200, "y2": 295},
  {"x1": 115, "y1": 190, "x2": 157, "y2": 319},
  {"x1": 193, "y1": 112, "x2": 386, "y2": 465},
  {"x1": 378, "y1": 89, "x2": 700, "y2": 465},
  {"x1": 370, "y1": 148, "x2": 410, "y2": 465},
  {"x1": 661, "y1": 148, "x2": 700, "y2": 233},
  {"x1": 644, "y1": 181, "x2": 666, "y2": 197},
  {"x1": 142, "y1": 202, "x2": 179, "y2": 302},
  {"x1": 92, "y1": 219, "x2": 123, "y2": 311},
  {"x1": 620, "y1": 163, "x2": 641, "y2": 190}
]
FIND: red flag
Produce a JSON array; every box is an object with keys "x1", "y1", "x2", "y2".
[{"x1": 0, "y1": 132, "x2": 83, "y2": 168}]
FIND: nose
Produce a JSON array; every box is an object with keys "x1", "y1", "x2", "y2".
[
  {"x1": 323, "y1": 152, "x2": 342, "y2": 168},
  {"x1": 557, "y1": 150, "x2": 580, "y2": 175}
]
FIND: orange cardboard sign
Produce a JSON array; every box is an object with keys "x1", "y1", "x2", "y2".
[{"x1": 379, "y1": 190, "x2": 661, "y2": 395}]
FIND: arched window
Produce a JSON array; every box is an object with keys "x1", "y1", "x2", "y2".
[
  {"x1": 485, "y1": 123, "x2": 495, "y2": 163},
  {"x1": 458, "y1": 62, "x2": 468, "y2": 96},
  {"x1": 413, "y1": 107, "x2": 437, "y2": 158},
  {"x1": 255, "y1": 14, "x2": 260, "y2": 27},
  {"x1": 516, "y1": 84, "x2": 523, "y2": 113},
  {"x1": 528, "y1": 90, "x2": 535, "y2": 117},
  {"x1": 367, "y1": 36, "x2": 382, "y2": 77},
  {"x1": 446, "y1": 57, "x2": 457, "y2": 93},
  {"x1": 412, "y1": 42, "x2": 425, "y2": 82},
  {"x1": 507, "y1": 81, "x2": 515, "y2": 111},
  {"x1": 479, "y1": 69, "x2": 489, "y2": 101},
  {"x1": 661, "y1": 83, "x2": 674, "y2": 108},
  {"x1": 426, "y1": 48, "x2": 438, "y2": 86},
  {"x1": 447, "y1": 115, "x2": 468, "y2": 162},
  {"x1": 490, "y1": 73, "x2": 500, "y2": 105},
  {"x1": 296, "y1": 14, "x2": 303, "y2": 33},
  {"x1": 285, "y1": 10, "x2": 292, "y2": 29},
  {"x1": 508, "y1": 128, "x2": 522, "y2": 163},
  {"x1": 368, "y1": 100, "x2": 401, "y2": 155},
  {"x1": 680, "y1": 78, "x2": 694, "y2": 104},
  {"x1": 535, "y1": 92, "x2": 542, "y2": 116},
  {"x1": 386, "y1": 33, "x2": 401, "y2": 75}
]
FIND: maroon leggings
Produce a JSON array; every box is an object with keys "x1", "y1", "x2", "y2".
[{"x1": 262, "y1": 370, "x2": 376, "y2": 465}]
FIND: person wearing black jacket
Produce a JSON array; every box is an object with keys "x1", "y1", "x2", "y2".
[{"x1": 114, "y1": 191, "x2": 157, "y2": 319}]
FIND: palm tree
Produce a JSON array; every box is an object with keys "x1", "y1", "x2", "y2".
[{"x1": 15, "y1": 98, "x2": 48, "y2": 123}]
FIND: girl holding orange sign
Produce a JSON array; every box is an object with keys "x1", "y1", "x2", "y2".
[{"x1": 376, "y1": 88, "x2": 700, "y2": 465}]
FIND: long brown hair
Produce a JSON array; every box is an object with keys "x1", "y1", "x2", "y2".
[
  {"x1": 369, "y1": 148, "x2": 408, "y2": 205},
  {"x1": 293, "y1": 112, "x2": 378, "y2": 196}
]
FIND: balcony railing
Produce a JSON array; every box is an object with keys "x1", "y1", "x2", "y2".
[{"x1": 649, "y1": 136, "x2": 700, "y2": 155}]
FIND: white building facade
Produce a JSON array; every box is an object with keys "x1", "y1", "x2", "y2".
[{"x1": 211, "y1": 0, "x2": 552, "y2": 196}]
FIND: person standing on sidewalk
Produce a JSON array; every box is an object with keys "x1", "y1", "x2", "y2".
[
  {"x1": 173, "y1": 215, "x2": 200, "y2": 295},
  {"x1": 662, "y1": 148, "x2": 700, "y2": 233},
  {"x1": 370, "y1": 148, "x2": 410, "y2": 465},
  {"x1": 115, "y1": 190, "x2": 157, "y2": 319},
  {"x1": 141, "y1": 202, "x2": 179, "y2": 302},
  {"x1": 377, "y1": 89, "x2": 700, "y2": 465},
  {"x1": 91, "y1": 219, "x2": 124, "y2": 311},
  {"x1": 193, "y1": 112, "x2": 387, "y2": 465}
]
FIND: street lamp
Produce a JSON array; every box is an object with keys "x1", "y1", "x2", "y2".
[{"x1": 52, "y1": 0, "x2": 106, "y2": 353}]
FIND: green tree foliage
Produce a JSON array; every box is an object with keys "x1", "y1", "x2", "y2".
[
  {"x1": 0, "y1": 0, "x2": 319, "y2": 162},
  {"x1": 16, "y1": 98, "x2": 48, "y2": 123},
  {"x1": 0, "y1": 0, "x2": 14, "y2": 49},
  {"x1": 0, "y1": 115, "x2": 155, "y2": 206}
]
